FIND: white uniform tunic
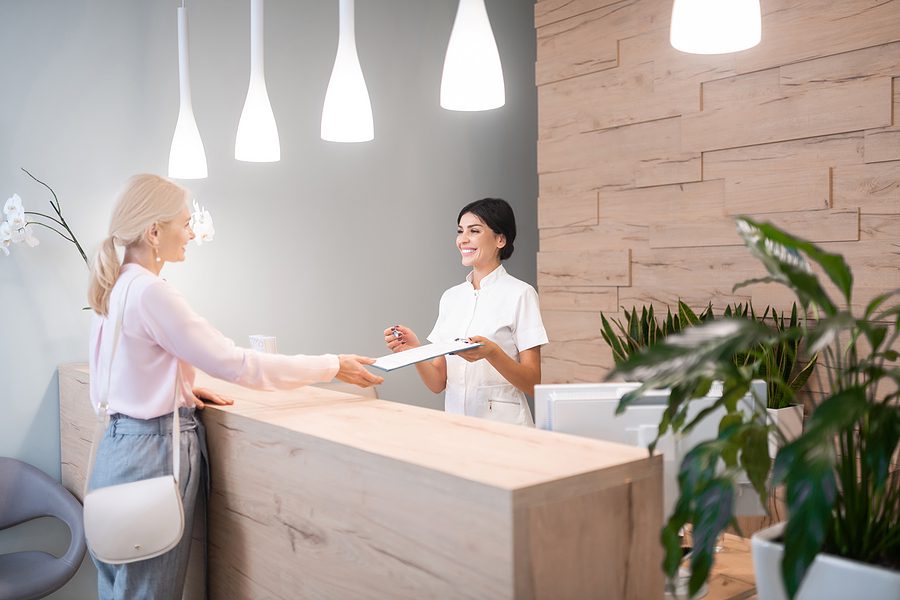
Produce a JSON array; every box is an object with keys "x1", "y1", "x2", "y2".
[{"x1": 427, "y1": 265, "x2": 549, "y2": 425}]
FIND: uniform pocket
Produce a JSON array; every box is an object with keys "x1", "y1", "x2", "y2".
[{"x1": 476, "y1": 383, "x2": 525, "y2": 424}]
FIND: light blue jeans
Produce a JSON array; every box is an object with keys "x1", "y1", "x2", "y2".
[{"x1": 88, "y1": 408, "x2": 207, "y2": 600}]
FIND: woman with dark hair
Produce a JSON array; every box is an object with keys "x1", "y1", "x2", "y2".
[{"x1": 384, "y1": 198, "x2": 548, "y2": 426}]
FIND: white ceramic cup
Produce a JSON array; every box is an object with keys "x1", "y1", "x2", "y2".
[{"x1": 249, "y1": 335, "x2": 278, "y2": 353}]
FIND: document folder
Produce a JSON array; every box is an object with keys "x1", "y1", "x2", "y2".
[{"x1": 371, "y1": 340, "x2": 482, "y2": 372}]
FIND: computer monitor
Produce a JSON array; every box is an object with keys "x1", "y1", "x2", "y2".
[{"x1": 535, "y1": 381, "x2": 766, "y2": 518}]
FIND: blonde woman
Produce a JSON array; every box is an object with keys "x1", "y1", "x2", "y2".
[{"x1": 86, "y1": 174, "x2": 382, "y2": 599}]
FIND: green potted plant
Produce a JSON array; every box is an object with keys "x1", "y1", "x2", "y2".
[
  {"x1": 600, "y1": 301, "x2": 714, "y2": 365},
  {"x1": 602, "y1": 300, "x2": 817, "y2": 457},
  {"x1": 605, "y1": 217, "x2": 900, "y2": 598}
]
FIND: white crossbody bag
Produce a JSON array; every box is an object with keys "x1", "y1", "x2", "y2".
[{"x1": 82, "y1": 274, "x2": 186, "y2": 564}]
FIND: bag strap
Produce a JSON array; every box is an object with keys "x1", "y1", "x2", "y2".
[{"x1": 84, "y1": 271, "x2": 182, "y2": 497}]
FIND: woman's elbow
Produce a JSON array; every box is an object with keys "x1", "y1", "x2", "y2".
[
  {"x1": 524, "y1": 372, "x2": 541, "y2": 397},
  {"x1": 427, "y1": 381, "x2": 446, "y2": 394}
]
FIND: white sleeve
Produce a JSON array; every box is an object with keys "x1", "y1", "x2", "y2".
[
  {"x1": 426, "y1": 289, "x2": 452, "y2": 343},
  {"x1": 514, "y1": 285, "x2": 549, "y2": 351},
  {"x1": 138, "y1": 280, "x2": 339, "y2": 390}
]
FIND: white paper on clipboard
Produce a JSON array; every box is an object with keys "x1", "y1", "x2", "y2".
[{"x1": 371, "y1": 340, "x2": 482, "y2": 372}]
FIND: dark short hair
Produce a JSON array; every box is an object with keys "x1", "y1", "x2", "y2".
[{"x1": 457, "y1": 198, "x2": 516, "y2": 261}]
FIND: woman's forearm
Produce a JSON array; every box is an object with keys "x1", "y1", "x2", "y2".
[
  {"x1": 486, "y1": 348, "x2": 541, "y2": 396},
  {"x1": 415, "y1": 356, "x2": 447, "y2": 393}
]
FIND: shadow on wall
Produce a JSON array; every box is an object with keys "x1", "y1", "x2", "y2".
[{"x1": 20, "y1": 370, "x2": 63, "y2": 480}]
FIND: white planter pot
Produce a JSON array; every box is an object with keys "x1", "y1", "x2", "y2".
[
  {"x1": 751, "y1": 522, "x2": 900, "y2": 600},
  {"x1": 766, "y1": 404, "x2": 803, "y2": 459}
]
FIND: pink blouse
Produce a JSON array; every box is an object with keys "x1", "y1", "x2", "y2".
[{"x1": 89, "y1": 263, "x2": 339, "y2": 419}]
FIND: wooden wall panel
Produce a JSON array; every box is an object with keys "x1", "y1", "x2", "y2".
[
  {"x1": 649, "y1": 209, "x2": 859, "y2": 249},
  {"x1": 599, "y1": 179, "x2": 725, "y2": 223},
  {"x1": 538, "y1": 193, "x2": 598, "y2": 229},
  {"x1": 861, "y1": 214, "x2": 900, "y2": 240},
  {"x1": 778, "y1": 42, "x2": 900, "y2": 87},
  {"x1": 537, "y1": 249, "x2": 631, "y2": 287},
  {"x1": 536, "y1": 3, "x2": 900, "y2": 542},
  {"x1": 723, "y1": 168, "x2": 831, "y2": 215},
  {"x1": 539, "y1": 221, "x2": 649, "y2": 252},
  {"x1": 733, "y1": 0, "x2": 900, "y2": 75},
  {"x1": 703, "y1": 132, "x2": 865, "y2": 179},
  {"x1": 536, "y1": 11, "x2": 619, "y2": 86},
  {"x1": 537, "y1": 0, "x2": 900, "y2": 368},
  {"x1": 618, "y1": 285, "x2": 752, "y2": 314},
  {"x1": 539, "y1": 115, "x2": 684, "y2": 174},
  {"x1": 540, "y1": 287, "x2": 619, "y2": 312},
  {"x1": 535, "y1": 0, "x2": 624, "y2": 28},
  {"x1": 682, "y1": 77, "x2": 893, "y2": 152},
  {"x1": 865, "y1": 129, "x2": 900, "y2": 164},
  {"x1": 538, "y1": 62, "x2": 658, "y2": 138},
  {"x1": 833, "y1": 161, "x2": 900, "y2": 214},
  {"x1": 536, "y1": 0, "x2": 669, "y2": 83},
  {"x1": 633, "y1": 152, "x2": 702, "y2": 188}
]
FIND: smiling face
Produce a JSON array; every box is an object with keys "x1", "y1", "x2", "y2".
[
  {"x1": 154, "y1": 205, "x2": 195, "y2": 263},
  {"x1": 457, "y1": 212, "x2": 505, "y2": 270}
]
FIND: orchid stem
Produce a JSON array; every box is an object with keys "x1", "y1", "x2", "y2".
[
  {"x1": 21, "y1": 168, "x2": 60, "y2": 213},
  {"x1": 26, "y1": 221, "x2": 75, "y2": 244},
  {"x1": 20, "y1": 168, "x2": 89, "y2": 267},
  {"x1": 25, "y1": 211, "x2": 66, "y2": 229}
]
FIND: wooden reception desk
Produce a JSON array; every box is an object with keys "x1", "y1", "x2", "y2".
[{"x1": 59, "y1": 363, "x2": 663, "y2": 599}]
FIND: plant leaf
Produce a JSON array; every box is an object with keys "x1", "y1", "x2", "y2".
[
  {"x1": 863, "y1": 403, "x2": 900, "y2": 494},
  {"x1": 740, "y1": 424, "x2": 771, "y2": 503},
  {"x1": 735, "y1": 217, "x2": 843, "y2": 315},
  {"x1": 609, "y1": 319, "x2": 772, "y2": 390},
  {"x1": 780, "y1": 449, "x2": 836, "y2": 599},
  {"x1": 864, "y1": 287, "x2": 900, "y2": 319},
  {"x1": 689, "y1": 478, "x2": 735, "y2": 596},
  {"x1": 732, "y1": 276, "x2": 782, "y2": 292},
  {"x1": 789, "y1": 354, "x2": 818, "y2": 395},
  {"x1": 860, "y1": 322, "x2": 888, "y2": 354}
]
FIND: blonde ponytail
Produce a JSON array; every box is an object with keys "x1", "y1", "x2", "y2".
[
  {"x1": 87, "y1": 236, "x2": 121, "y2": 315},
  {"x1": 87, "y1": 174, "x2": 190, "y2": 316}
]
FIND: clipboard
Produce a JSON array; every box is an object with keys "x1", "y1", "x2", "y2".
[{"x1": 371, "y1": 340, "x2": 482, "y2": 372}]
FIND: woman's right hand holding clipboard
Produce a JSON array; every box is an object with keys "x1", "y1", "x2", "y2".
[{"x1": 383, "y1": 325, "x2": 420, "y2": 353}]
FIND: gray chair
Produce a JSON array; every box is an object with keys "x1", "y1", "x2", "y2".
[{"x1": 0, "y1": 457, "x2": 86, "y2": 600}]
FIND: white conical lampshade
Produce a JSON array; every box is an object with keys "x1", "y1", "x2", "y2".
[
  {"x1": 440, "y1": 0, "x2": 504, "y2": 111},
  {"x1": 235, "y1": 0, "x2": 280, "y2": 161},
  {"x1": 321, "y1": 0, "x2": 373, "y2": 143},
  {"x1": 670, "y1": 0, "x2": 761, "y2": 54},
  {"x1": 168, "y1": 7, "x2": 208, "y2": 180}
]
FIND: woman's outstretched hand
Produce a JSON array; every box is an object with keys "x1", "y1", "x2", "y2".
[
  {"x1": 383, "y1": 325, "x2": 420, "y2": 353},
  {"x1": 336, "y1": 355, "x2": 384, "y2": 387},
  {"x1": 192, "y1": 387, "x2": 234, "y2": 410}
]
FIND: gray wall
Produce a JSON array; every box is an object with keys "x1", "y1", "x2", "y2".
[{"x1": 0, "y1": 1, "x2": 536, "y2": 596}]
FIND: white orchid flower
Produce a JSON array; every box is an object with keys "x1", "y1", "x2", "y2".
[
  {"x1": 4, "y1": 193, "x2": 24, "y2": 218},
  {"x1": 189, "y1": 199, "x2": 215, "y2": 245},
  {"x1": 9, "y1": 224, "x2": 30, "y2": 245},
  {"x1": 22, "y1": 224, "x2": 39, "y2": 247},
  {"x1": 0, "y1": 222, "x2": 11, "y2": 256},
  {"x1": 4, "y1": 194, "x2": 26, "y2": 229}
]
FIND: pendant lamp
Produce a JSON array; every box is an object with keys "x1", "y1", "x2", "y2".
[
  {"x1": 440, "y1": 0, "x2": 505, "y2": 111},
  {"x1": 321, "y1": 0, "x2": 373, "y2": 142},
  {"x1": 168, "y1": 5, "x2": 208, "y2": 180},
  {"x1": 670, "y1": 0, "x2": 761, "y2": 54},
  {"x1": 235, "y1": 0, "x2": 281, "y2": 161}
]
